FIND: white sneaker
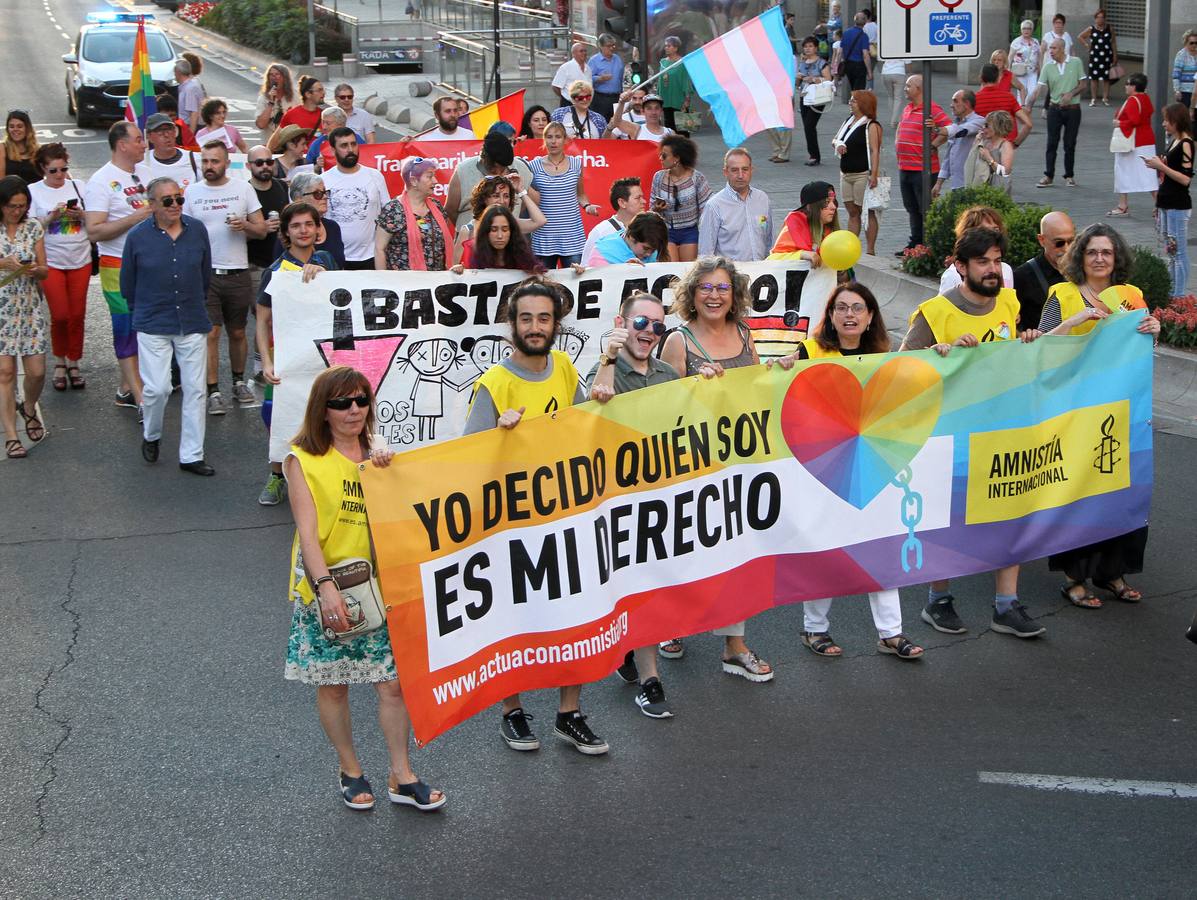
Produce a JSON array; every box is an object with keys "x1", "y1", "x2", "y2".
[{"x1": 207, "y1": 391, "x2": 226, "y2": 416}]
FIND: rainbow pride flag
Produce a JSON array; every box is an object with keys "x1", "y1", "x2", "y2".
[
  {"x1": 680, "y1": 6, "x2": 795, "y2": 146},
  {"x1": 414, "y1": 89, "x2": 525, "y2": 138},
  {"x1": 123, "y1": 17, "x2": 157, "y2": 130}
]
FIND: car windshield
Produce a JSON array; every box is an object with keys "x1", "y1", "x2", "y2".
[{"x1": 81, "y1": 30, "x2": 173, "y2": 63}]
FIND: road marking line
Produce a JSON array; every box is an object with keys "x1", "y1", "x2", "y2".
[{"x1": 978, "y1": 771, "x2": 1197, "y2": 799}]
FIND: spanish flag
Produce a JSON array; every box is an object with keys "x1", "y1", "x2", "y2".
[
  {"x1": 123, "y1": 17, "x2": 157, "y2": 131},
  {"x1": 415, "y1": 90, "x2": 526, "y2": 137}
]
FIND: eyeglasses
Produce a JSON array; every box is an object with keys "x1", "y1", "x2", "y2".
[
  {"x1": 326, "y1": 395, "x2": 370, "y2": 410},
  {"x1": 630, "y1": 316, "x2": 667, "y2": 335},
  {"x1": 1050, "y1": 237, "x2": 1074, "y2": 248},
  {"x1": 45, "y1": 166, "x2": 69, "y2": 174},
  {"x1": 696, "y1": 282, "x2": 732, "y2": 293},
  {"x1": 250, "y1": 159, "x2": 274, "y2": 166},
  {"x1": 833, "y1": 302, "x2": 868, "y2": 314},
  {"x1": 3, "y1": 202, "x2": 28, "y2": 211},
  {"x1": 157, "y1": 194, "x2": 186, "y2": 207},
  {"x1": 1084, "y1": 248, "x2": 1115, "y2": 259},
  {"x1": 303, "y1": 189, "x2": 330, "y2": 200}
]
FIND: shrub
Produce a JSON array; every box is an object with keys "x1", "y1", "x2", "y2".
[
  {"x1": 921, "y1": 184, "x2": 1048, "y2": 274},
  {"x1": 899, "y1": 244, "x2": 942, "y2": 279},
  {"x1": 201, "y1": 0, "x2": 348, "y2": 63},
  {"x1": 1158, "y1": 295, "x2": 1197, "y2": 349},
  {"x1": 1128, "y1": 245, "x2": 1173, "y2": 310}
]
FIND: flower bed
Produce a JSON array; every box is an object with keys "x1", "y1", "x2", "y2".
[
  {"x1": 1159, "y1": 295, "x2": 1197, "y2": 350},
  {"x1": 176, "y1": 2, "x2": 217, "y2": 24}
]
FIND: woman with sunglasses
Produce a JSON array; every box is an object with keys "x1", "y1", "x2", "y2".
[
  {"x1": 767, "y1": 284, "x2": 925, "y2": 660},
  {"x1": 550, "y1": 80, "x2": 608, "y2": 140},
  {"x1": 650, "y1": 135, "x2": 710, "y2": 263},
  {"x1": 376, "y1": 157, "x2": 452, "y2": 272},
  {"x1": 530, "y1": 121, "x2": 593, "y2": 269},
  {"x1": 285, "y1": 365, "x2": 447, "y2": 813},
  {"x1": 585, "y1": 211, "x2": 669, "y2": 267},
  {"x1": 1, "y1": 111, "x2": 40, "y2": 184},
  {"x1": 0, "y1": 176, "x2": 49, "y2": 459},
  {"x1": 29, "y1": 144, "x2": 90, "y2": 392},
  {"x1": 658, "y1": 257, "x2": 774, "y2": 682},
  {"x1": 276, "y1": 174, "x2": 345, "y2": 267}
]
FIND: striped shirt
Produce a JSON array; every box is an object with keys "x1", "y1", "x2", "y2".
[
  {"x1": 529, "y1": 155, "x2": 586, "y2": 256},
  {"x1": 650, "y1": 168, "x2": 711, "y2": 231},
  {"x1": 896, "y1": 102, "x2": 950, "y2": 173}
]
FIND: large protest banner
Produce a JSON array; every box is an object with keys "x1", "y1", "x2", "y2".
[
  {"x1": 267, "y1": 263, "x2": 835, "y2": 460},
  {"x1": 329, "y1": 139, "x2": 662, "y2": 231},
  {"x1": 358, "y1": 313, "x2": 1154, "y2": 743}
]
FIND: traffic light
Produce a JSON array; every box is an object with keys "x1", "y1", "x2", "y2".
[{"x1": 602, "y1": 0, "x2": 638, "y2": 44}]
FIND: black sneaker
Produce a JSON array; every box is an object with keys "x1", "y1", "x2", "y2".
[
  {"x1": 114, "y1": 390, "x2": 136, "y2": 408},
  {"x1": 921, "y1": 595, "x2": 967, "y2": 634},
  {"x1": 615, "y1": 650, "x2": 638, "y2": 684},
  {"x1": 991, "y1": 602, "x2": 1046, "y2": 638},
  {"x1": 553, "y1": 711, "x2": 609, "y2": 755},
  {"x1": 500, "y1": 708, "x2": 540, "y2": 751},
  {"x1": 635, "y1": 677, "x2": 673, "y2": 719}
]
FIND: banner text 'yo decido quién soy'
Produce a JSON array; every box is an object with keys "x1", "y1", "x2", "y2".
[{"x1": 359, "y1": 313, "x2": 1153, "y2": 744}]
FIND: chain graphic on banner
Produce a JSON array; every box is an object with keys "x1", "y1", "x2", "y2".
[{"x1": 893, "y1": 466, "x2": 924, "y2": 572}]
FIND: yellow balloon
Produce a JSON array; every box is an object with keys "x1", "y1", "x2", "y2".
[{"x1": 819, "y1": 230, "x2": 862, "y2": 271}]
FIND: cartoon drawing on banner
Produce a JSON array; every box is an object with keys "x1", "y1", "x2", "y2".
[
  {"x1": 397, "y1": 338, "x2": 468, "y2": 441},
  {"x1": 555, "y1": 326, "x2": 589, "y2": 362}
]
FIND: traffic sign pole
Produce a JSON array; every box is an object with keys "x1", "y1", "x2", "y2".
[{"x1": 921, "y1": 60, "x2": 932, "y2": 218}]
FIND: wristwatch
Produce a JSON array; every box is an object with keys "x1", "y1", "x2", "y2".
[{"x1": 599, "y1": 353, "x2": 616, "y2": 366}]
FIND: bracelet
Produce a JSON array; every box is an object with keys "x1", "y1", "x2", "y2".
[{"x1": 313, "y1": 575, "x2": 337, "y2": 591}]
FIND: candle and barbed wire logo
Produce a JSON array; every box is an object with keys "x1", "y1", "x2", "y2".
[{"x1": 1093, "y1": 414, "x2": 1121, "y2": 475}]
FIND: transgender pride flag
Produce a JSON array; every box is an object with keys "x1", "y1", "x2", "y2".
[{"x1": 679, "y1": 5, "x2": 796, "y2": 147}]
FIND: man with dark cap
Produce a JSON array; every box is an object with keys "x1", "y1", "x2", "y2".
[
  {"x1": 444, "y1": 125, "x2": 537, "y2": 229},
  {"x1": 143, "y1": 112, "x2": 200, "y2": 191}
]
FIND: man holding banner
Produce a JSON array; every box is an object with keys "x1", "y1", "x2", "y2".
[{"x1": 462, "y1": 280, "x2": 610, "y2": 755}]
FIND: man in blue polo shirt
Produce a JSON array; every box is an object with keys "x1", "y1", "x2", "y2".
[
  {"x1": 589, "y1": 33, "x2": 625, "y2": 122},
  {"x1": 840, "y1": 12, "x2": 873, "y2": 91},
  {"x1": 121, "y1": 176, "x2": 214, "y2": 475}
]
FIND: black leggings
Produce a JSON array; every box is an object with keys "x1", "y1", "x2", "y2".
[{"x1": 800, "y1": 104, "x2": 825, "y2": 162}]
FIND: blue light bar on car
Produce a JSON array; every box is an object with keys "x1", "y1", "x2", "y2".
[{"x1": 86, "y1": 11, "x2": 156, "y2": 23}]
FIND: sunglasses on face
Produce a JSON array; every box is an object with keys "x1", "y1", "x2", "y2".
[
  {"x1": 250, "y1": 159, "x2": 274, "y2": 166},
  {"x1": 303, "y1": 189, "x2": 330, "y2": 200},
  {"x1": 157, "y1": 195, "x2": 186, "y2": 207},
  {"x1": 573, "y1": 93, "x2": 592, "y2": 100},
  {"x1": 336, "y1": 94, "x2": 353, "y2": 101},
  {"x1": 326, "y1": 395, "x2": 370, "y2": 410},
  {"x1": 630, "y1": 316, "x2": 667, "y2": 335},
  {"x1": 1051, "y1": 237, "x2": 1074, "y2": 248},
  {"x1": 45, "y1": 166, "x2": 69, "y2": 174},
  {"x1": 697, "y1": 282, "x2": 732, "y2": 293}
]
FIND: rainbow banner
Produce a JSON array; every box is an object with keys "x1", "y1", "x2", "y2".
[
  {"x1": 123, "y1": 17, "x2": 157, "y2": 130},
  {"x1": 361, "y1": 313, "x2": 1153, "y2": 744}
]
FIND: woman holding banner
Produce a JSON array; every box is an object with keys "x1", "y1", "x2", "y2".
[
  {"x1": 284, "y1": 365, "x2": 446, "y2": 813},
  {"x1": 658, "y1": 257, "x2": 773, "y2": 682},
  {"x1": 375, "y1": 158, "x2": 452, "y2": 272},
  {"x1": 1039, "y1": 224, "x2": 1158, "y2": 608},
  {"x1": 768, "y1": 284, "x2": 925, "y2": 660}
]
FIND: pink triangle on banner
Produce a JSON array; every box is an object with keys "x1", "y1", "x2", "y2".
[{"x1": 315, "y1": 335, "x2": 408, "y2": 394}]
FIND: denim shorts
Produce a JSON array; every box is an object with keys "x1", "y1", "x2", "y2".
[{"x1": 668, "y1": 224, "x2": 700, "y2": 245}]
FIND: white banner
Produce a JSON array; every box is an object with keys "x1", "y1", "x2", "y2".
[{"x1": 268, "y1": 262, "x2": 833, "y2": 460}]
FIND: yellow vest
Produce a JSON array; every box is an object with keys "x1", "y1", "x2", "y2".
[
  {"x1": 914, "y1": 289, "x2": 1020, "y2": 345},
  {"x1": 801, "y1": 338, "x2": 843, "y2": 359},
  {"x1": 469, "y1": 350, "x2": 580, "y2": 421},
  {"x1": 1048, "y1": 282, "x2": 1146, "y2": 335},
  {"x1": 287, "y1": 445, "x2": 373, "y2": 604}
]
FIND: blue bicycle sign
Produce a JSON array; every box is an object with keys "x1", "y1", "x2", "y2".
[{"x1": 929, "y1": 12, "x2": 972, "y2": 45}]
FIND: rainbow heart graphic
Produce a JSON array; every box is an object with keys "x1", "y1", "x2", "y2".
[{"x1": 781, "y1": 357, "x2": 943, "y2": 509}]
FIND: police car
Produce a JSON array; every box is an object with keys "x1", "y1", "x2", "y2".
[{"x1": 62, "y1": 12, "x2": 180, "y2": 127}]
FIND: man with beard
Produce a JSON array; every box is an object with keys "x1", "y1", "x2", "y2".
[
  {"x1": 320, "y1": 128, "x2": 389, "y2": 270},
  {"x1": 183, "y1": 141, "x2": 268, "y2": 414},
  {"x1": 421, "y1": 96, "x2": 476, "y2": 141},
  {"x1": 587, "y1": 291, "x2": 680, "y2": 719},
  {"x1": 462, "y1": 280, "x2": 609, "y2": 756},
  {"x1": 901, "y1": 227, "x2": 1046, "y2": 639},
  {"x1": 143, "y1": 113, "x2": 199, "y2": 190},
  {"x1": 1011, "y1": 211, "x2": 1075, "y2": 331}
]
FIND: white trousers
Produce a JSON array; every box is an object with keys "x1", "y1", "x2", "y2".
[
  {"x1": 803, "y1": 589, "x2": 903, "y2": 639},
  {"x1": 139, "y1": 332, "x2": 207, "y2": 464}
]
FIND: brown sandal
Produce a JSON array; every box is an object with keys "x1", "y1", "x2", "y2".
[
  {"x1": 67, "y1": 366, "x2": 86, "y2": 390},
  {"x1": 52, "y1": 365, "x2": 67, "y2": 391},
  {"x1": 5, "y1": 438, "x2": 26, "y2": 459},
  {"x1": 1061, "y1": 581, "x2": 1102, "y2": 609},
  {"x1": 18, "y1": 404, "x2": 45, "y2": 442}
]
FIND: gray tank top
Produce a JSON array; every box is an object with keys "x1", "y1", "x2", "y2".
[{"x1": 679, "y1": 323, "x2": 754, "y2": 375}]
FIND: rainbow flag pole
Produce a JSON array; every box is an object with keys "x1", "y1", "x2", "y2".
[{"x1": 124, "y1": 16, "x2": 157, "y2": 131}]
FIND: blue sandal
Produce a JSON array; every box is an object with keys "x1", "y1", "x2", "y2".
[
  {"x1": 339, "y1": 771, "x2": 375, "y2": 810},
  {"x1": 388, "y1": 777, "x2": 447, "y2": 812}
]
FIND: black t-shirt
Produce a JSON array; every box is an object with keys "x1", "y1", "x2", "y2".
[
  {"x1": 1157, "y1": 137, "x2": 1194, "y2": 212},
  {"x1": 247, "y1": 178, "x2": 291, "y2": 268},
  {"x1": 1011, "y1": 253, "x2": 1065, "y2": 331}
]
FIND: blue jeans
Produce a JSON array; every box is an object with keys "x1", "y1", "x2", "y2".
[{"x1": 1160, "y1": 208, "x2": 1191, "y2": 297}]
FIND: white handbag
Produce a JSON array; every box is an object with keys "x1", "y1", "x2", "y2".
[
  {"x1": 1109, "y1": 97, "x2": 1136, "y2": 153},
  {"x1": 861, "y1": 120, "x2": 890, "y2": 211},
  {"x1": 316, "y1": 558, "x2": 387, "y2": 642},
  {"x1": 803, "y1": 81, "x2": 835, "y2": 107}
]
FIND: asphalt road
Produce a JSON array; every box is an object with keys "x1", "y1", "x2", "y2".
[{"x1": 4, "y1": 2, "x2": 1197, "y2": 897}]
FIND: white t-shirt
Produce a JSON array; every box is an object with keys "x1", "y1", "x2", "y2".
[
  {"x1": 144, "y1": 149, "x2": 201, "y2": 191},
  {"x1": 28, "y1": 179, "x2": 92, "y2": 270},
  {"x1": 321, "y1": 165, "x2": 390, "y2": 262},
  {"x1": 863, "y1": 21, "x2": 879, "y2": 47},
  {"x1": 938, "y1": 261, "x2": 1015, "y2": 295},
  {"x1": 881, "y1": 57, "x2": 908, "y2": 76},
  {"x1": 421, "y1": 126, "x2": 477, "y2": 142},
  {"x1": 552, "y1": 58, "x2": 591, "y2": 92},
  {"x1": 83, "y1": 161, "x2": 151, "y2": 258},
  {"x1": 581, "y1": 216, "x2": 625, "y2": 266},
  {"x1": 183, "y1": 178, "x2": 263, "y2": 269},
  {"x1": 1043, "y1": 31, "x2": 1073, "y2": 59},
  {"x1": 345, "y1": 107, "x2": 375, "y2": 139}
]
